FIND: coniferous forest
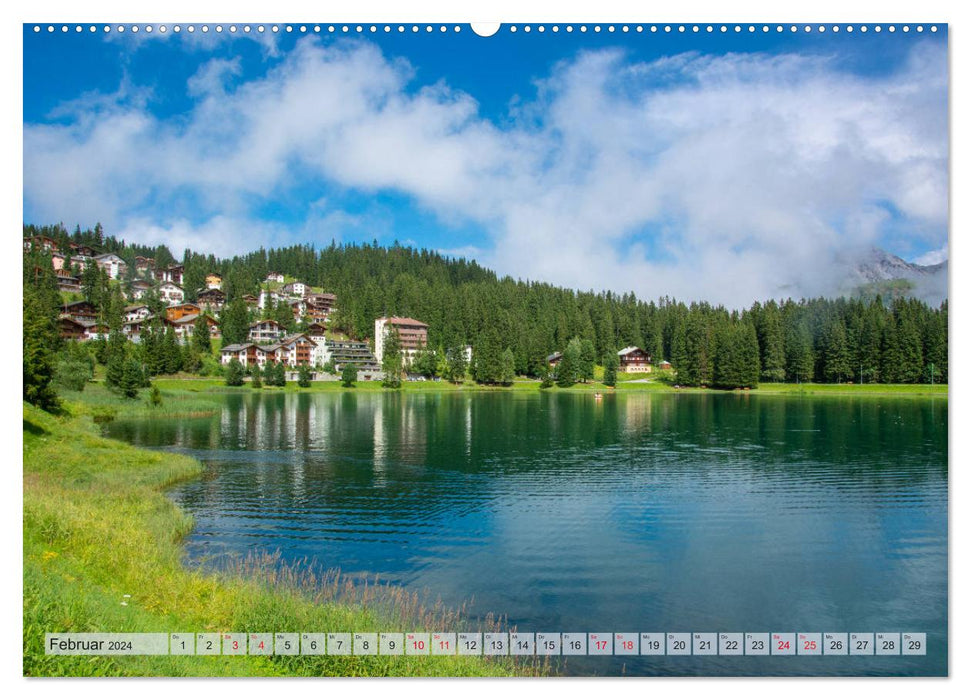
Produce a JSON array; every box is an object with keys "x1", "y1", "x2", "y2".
[{"x1": 24, "y1": 222, "x2": 948, "y2": 391}]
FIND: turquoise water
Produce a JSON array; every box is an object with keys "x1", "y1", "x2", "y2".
[{"x1": 107, "y1": 391, "x2": 948, "y2": 676}]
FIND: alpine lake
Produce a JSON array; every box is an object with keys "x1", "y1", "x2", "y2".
[{"x1": 106, "y1": 389, "x2": 948, "y2": 676}]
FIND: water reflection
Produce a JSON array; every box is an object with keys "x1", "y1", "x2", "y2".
[{"x1": 107, "y1": 392, "x2": 947, "y2": 676}]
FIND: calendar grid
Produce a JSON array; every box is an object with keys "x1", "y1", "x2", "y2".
[{"x1": 44, "y1": 632, "x2": 927, "y2": 657}]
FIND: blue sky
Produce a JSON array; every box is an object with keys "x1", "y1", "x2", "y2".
[{"x1": 23, "y1": 23, "x2": 948, "y2": 304}]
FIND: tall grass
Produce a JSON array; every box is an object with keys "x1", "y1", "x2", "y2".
[{"x1": 22, "y1": 402, "x2": 546, "y2": 677}]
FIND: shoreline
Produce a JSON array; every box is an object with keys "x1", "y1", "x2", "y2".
[{"x1": 22, "y1": 402, "x2": 536, "y2": 677}]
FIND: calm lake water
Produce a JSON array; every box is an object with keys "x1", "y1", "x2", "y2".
[{"x1": 107, "y1": 391, "x2": 948, "y2": 676}]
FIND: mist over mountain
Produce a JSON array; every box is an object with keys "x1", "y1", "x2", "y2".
[{"x1": 838, "y1": 247, "x2": 948, "y2": 304}]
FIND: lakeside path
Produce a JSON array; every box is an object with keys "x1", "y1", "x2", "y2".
[{"x1": 22, "y1": 402, "x2": 537, "y2": 677}]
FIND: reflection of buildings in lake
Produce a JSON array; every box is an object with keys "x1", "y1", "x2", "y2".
[
  {"x1": 464, "y1": 396, "x2": 472, "y2": 456},
  {"x1": 623, "y1": 394, "x2": 653, "y2": 436},
  {"x1": 372, "y1": 396, "x2": 428, "y2": 485},
  {"x1": 373, "y1": 396, "x2": 387, "y2": 486}
]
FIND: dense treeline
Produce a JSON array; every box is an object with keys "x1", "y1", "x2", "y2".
[{"x1": 24, "y1": 223, "x2": 948, "y2": 395}]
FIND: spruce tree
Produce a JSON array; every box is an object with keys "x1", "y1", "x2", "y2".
[
  {"x1": 443, "y1": 346, "x2": 467, "y2": 383},
  {"x1": 23, "y1": 287, "x2": 60, "y2": 411},
  {"x1": 225, "y1": 358, "x2": 245, "y2": 386},
  {"x1": 557, "y1": 337, "x2": 582, "y2": 388},
  {"x1": 220, "y1": 298, "x2": 250, "y2": 347},
  {"x1": 500, "y1": 348, "x2": 516, "y2": 385},
  {"x1": 758, "y1": 302, "x2": 786, "y2": 382},
  {"x1": 251, "y1": 363, "x2": 263, "y2": 388},
  {"x1": 298, "y1": 363, "x2": 312, "y2": 387},
  {"x1": 193, "y1": 314, "x2": 212, "y2": 354},
  {"x1": 341, "y1": 363, "x2": 358, "y2": 387},
  {"x1": 823, "y1": 317, "x2": 851, "y2": 383},
  {"x1": 104, "y1": 330, "x2": 128, "y2": 390},
  {"x1": 381, "y1": 327, "x2": 403, "y2": 388},
  {"x1": 119, "y1": 358, "x2": 144, "y2": 399},
  {"x1": 163, "y1": 325, "x2": 182, "y2": 374},
  {"x1": 602, "y1": 347, "x2": 619, "y2": 387},
  {"x1": 579, "y1": 339, "x2": 596, "y2": 382}
]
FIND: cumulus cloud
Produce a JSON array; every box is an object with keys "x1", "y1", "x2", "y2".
[{"x1": 23, "y1": 37, "x2": 947, "y2": 306}]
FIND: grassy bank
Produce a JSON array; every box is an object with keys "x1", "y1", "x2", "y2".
[
  {"x1": 153, "y1": 376, "x2": 947, "y2": 397},
  {"x1": 22, "y1": 402, "x2": 538, "y2": 677}
]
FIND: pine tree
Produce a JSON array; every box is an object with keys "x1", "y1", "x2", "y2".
[
  {"x1": 220, "y1": 298, "x2": 250, "y2": 347},
  {"x1": 193, "y1": 314, "x2": 212, "y2": 354},
  {"x1": 163, "y1": 325, "x2": 182, "y2": 374},
  {"x1": 602, "y1": 347, "x2": 619, "y2": 387},
  {"x1": 500, "y1": 347, "x2": 516, "y2": 385},
  {"x1": 23, "y1": 287, "x2": 60, "y2": 411},
  {"x1": 557, "y1": 337, "x2": 583, "y2": 388},
  {"x1": 823, "y1": 317, "x2": 851, "y2": 383},
  {"x1": 341, "y1": 363, "x2": 358, "y2": 387},
  {"x1": 251, "y1": 363, "x2": 263, "y2": 388},
  {"x1": 758, "y1": 301, "x2": 786, "y2": 382},
  {"x1": 381, "y1": 327, "x2": 403, "y2": 388},
  {"x1": 104, "y1": 330, "x2": 128, "y2": 390},
  {"x1": 119, "y1": 358, "x2": 144, "y2": 399},
  {"x1": 225, "y1": 358, "x2": 245, "y2": 386},
  {"x1": 443, "y1": 345, "x2": 467, "y2": 383},
  {"x1": 679, "y1": 313, "x2": 712, "y2": 386},
  {"x1": 298, "y1": 363, "x2": 312, "y2": 388},
  {"x1": 579, "y1": 339, "x2": 596, "y2": 383}
]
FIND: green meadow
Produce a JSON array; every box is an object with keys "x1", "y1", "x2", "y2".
[{"x1": 22, "y1": 401, "x2": 543, "y2": 677}]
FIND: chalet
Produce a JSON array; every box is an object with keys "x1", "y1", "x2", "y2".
[
  {"x1": 374, "y1": 317, "x2": 429, "y2": 364},
  {"x1": 258, "y1": 288, "x2": 280, "y2": 310},
  {"x1": 134, "y1": 256, "x2": 155, "y2": 277},
  {"x1": 307, "y1": 292, "x2": 336, "y2": 309},
  {"x1": 166, "y1": 313, "x2": 220, "y2": 344},
  {"x1": 61, "y1": 300, "x2": 98, "y2": 323},
  {"x1": 50, "y1": 252, "x2": 67, "y2": 271},
  {"x1": 306, "y1": 323, "x2": 328, "y2": 365},
  {"x1": 56, "y1": 271, "x2": 81, "y2": 293},
  {"x1": 122, "y1": 317, "x2": 155, "y2": 343},
  {"x1": 658, "y1": 360, "x2": 673, "y2": 371},
  {"x1": 241, "y1": 294, "x2": 260, "y2": 309},
  {"x1": 221, "y1": 342, "x2": 259, "y2": 367},
  {"x1": 24, "y1": 235, "x2": 59, "y2": 252},
  {"x1": 280, "y1": 281, "x2": 308, "y2": 298},
  {"x1": 265, "y1": 272, "x2": 285, "y2": 284},
  {"x1": 618, "y1": 346, "x2": 652, "y2": 373},
  {"x1": 130, "y1": 279, "x2": 153, "y2": 301},
  {"x1": 290, "y1": 299, "x2": 307, "y2": 319},
  {"x1": 94, "y1": 253, "x2": 128, "y2": 280},
  {"x1": 249, "y1": 319, "x2": 282, "y2": 343},
  {"x1": 70, "y1": 254, "x2": 93, "y2": 271},
  {"x1": 158, "y1": 282, "x2": 185, "y2": 304},
  {"x1": 205, "y1": 273, "x2": 223, "y2": 290},
  {"x1": 58, "y1": 316, "x2": 87, "y2": 341},
  {"x1": 305, "y1": 293, "x2": 336, "y2": 323},
  {"x1": 167, "y1": 314, "x2": 199, "y2": 343},
  {"x1": 547, "y1": 351, "x2": 563, "y2": 367},
  {"x1": 166, "y1": 303, "x2": 201, "y2": 322},
  {"x1": 276, "y1": 333, "x2": 316, "y2": 366},
  {"x1": 59, "y1": 316, "x2": 108, "y2": 342},
  {"x1": 156, "y1": 264, "x2": 184, "y2": 285},
  {"x1": 197, "y1": 288, "x2": 226, "y2": 311},
  {"x1": 71, "y1": 243, "x2": 97, "y2": 258},
  {"x1": 124, "y1": 304, "x2": 152, "y2": 323}
]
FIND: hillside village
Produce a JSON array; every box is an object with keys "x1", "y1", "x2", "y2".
[{"x1": 27, "y1": 233, "x2": 660, "y2": 382}]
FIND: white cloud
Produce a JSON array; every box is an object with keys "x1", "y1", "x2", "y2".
[
  {"x1": 914, "y1": 244, "x2": 949, "y2": 266},
  {"x1": 23, "y1": 37, "x2": 947, "y2": 306}
]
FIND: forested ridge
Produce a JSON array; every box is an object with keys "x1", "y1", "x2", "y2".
[{"x1": 25, "y1": 223, "x2": 948, "y2": 388}]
